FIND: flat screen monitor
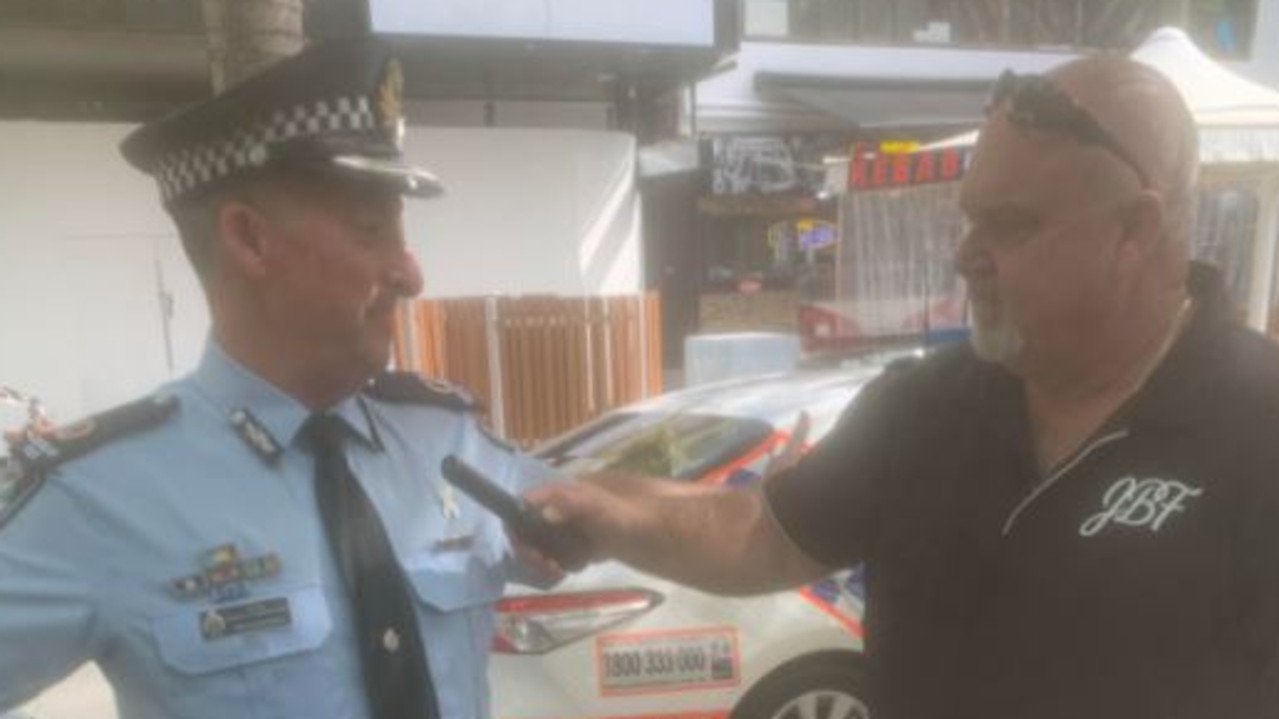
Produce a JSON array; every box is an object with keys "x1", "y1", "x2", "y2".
[{"x1": 368, "y1": 0, "x2": 718, "y2": 48}]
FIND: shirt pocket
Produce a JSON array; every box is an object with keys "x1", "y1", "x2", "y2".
[
  {"x1": 404, "y1": 547, "x2": 506, "y2": 611},
  {"x1": 403, "y1": 547, "x2": 508, "y2": 719},
  {"x1": 146, "y1": 584, "x2": 358, "y2": 718},
  {"x1": 150, "y1": 584, "x2": 333, "y2": 676}
]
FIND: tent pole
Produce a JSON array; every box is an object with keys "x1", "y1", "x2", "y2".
[{"x1": 1246, "y1": 177, "x2": 1279, "y2": 332}]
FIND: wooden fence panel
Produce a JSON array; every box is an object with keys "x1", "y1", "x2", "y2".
[
  {"x1": 646, "y1": 292, "x2": 664, "y2": 396},
  {"x1": 443, "y1": 299, "x2": 492, "y2": 410},
  {"x1": 587, "y1": 297, "x2": 612, "y2": 414},
  {"x1": 418, "y1": 301, "x2": 446, "y2": 377},
  {"x1": 608, "y1": 296, "x2": 635, "y2": 405},
  {"x1": 392, "y1": 307, "x2": 410, "y2": 371},
  {"x1": 397, "y1": 293, "x2": 661, "y2": 446}
]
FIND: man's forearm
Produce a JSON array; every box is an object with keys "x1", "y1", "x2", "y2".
[{"x1": 592, "y1": 476, "x2": 829, "y2": 596}]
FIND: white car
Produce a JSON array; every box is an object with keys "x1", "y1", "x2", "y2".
[{"x1": 491, "y1": 357, "x2": 898, "y2": 719}]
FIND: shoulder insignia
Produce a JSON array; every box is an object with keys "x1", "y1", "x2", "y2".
[
  {"x1": 363, "y1": 371, "x2": 479, "y2": 412},
  {"x1": 1, "y1": 394, "x2": 179, "y2": 531},
  {"x1": 10, "y1": 393, "x2": 180, "y2": 475}
]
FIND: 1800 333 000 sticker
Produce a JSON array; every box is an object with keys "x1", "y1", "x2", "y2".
[{"x1": 596, "y1": 626, "x2": 740, "y2": 696}]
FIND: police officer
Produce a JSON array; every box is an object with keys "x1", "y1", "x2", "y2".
[{"x1": 0, "y1": 36, "x2": 553, "y2": 719}]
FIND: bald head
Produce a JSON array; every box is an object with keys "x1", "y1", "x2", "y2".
[
  {"x1": 956, "y1": 55, "x2": 1199, "y2": 378},
  {"x1": 1046, "y1": 55, "x2": 1199, "y2": 247}
]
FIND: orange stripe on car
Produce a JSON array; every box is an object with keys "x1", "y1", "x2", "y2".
[
  {"x1": 699, "y1": 431, "x2": 813, "y2": 486},
  {"x1": 797, "y1": 585, "x2": 865, "y2": 640}
]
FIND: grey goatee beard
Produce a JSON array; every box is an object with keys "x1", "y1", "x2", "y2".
[{"x1": 969, "y1": 303, "x2": 1024, "y2": 367}]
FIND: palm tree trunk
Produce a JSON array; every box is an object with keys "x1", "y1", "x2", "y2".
[{"x1": 200, "y1": 0, "x2": 305, "y2": 93}]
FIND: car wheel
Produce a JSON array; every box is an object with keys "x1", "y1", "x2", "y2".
[{"x1": 731, "y1": 652, "x2": 869, "y2": 719}]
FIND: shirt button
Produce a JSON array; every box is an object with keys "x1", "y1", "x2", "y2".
[{"x1": 383, "y1": 628, "x2": 401, "y2": 653}]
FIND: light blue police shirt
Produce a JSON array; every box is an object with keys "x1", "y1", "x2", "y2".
[{"x1": 0, "y1": 342, "x2": 554, "y2": 719}]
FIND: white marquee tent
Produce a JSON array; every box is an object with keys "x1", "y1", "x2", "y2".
[{"x1": 1134, "y1": 28, "x2": 1279, "y2": 328}]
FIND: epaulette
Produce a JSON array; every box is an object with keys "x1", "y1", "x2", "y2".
[
  {"x1": 1, "y1": 394, "x2": 179, "y2": 530},
  {"x1": 363, "y1": 371, "x2": 478, "y2": 412}
]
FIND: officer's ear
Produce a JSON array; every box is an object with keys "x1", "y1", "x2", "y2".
[{"x1": 215, "y1": 193, "x2": 272, "y2": 280}]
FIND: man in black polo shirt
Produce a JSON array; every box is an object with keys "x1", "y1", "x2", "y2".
[{"x1": 524, "y1": 56, "x2": 1279, "y2": 718}]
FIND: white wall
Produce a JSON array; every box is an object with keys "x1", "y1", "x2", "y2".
[
  {"x1": 0, "y1": 121, "x2": 640, "y2": 420},
  {"x1": 0, "y1": 122, "x2": 202, "y2": 422},
  {"x1": 403, "y1": 128, "x2": 641, "y2": 297}
]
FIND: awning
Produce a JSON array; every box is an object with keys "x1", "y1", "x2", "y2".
[{"x1": 754, "y1": 72, "x2": 990, "y2": 131}]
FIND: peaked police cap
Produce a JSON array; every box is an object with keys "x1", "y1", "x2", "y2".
[{"x1": 120, "y1": 35, "x2": 442, "y2": 206}]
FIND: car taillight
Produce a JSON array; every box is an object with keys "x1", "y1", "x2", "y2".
[{"x1": 492, "y1": 588, "x2": 664, "y2": 654}]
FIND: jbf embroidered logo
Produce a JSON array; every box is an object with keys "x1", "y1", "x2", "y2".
[{"x1": 1079, "y1": 476, "x2": 1203, "y2": 537}]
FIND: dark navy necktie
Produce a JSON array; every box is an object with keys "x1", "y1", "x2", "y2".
[{"x1": 303, "y1": 414, "x2": 439, "y2": 719}]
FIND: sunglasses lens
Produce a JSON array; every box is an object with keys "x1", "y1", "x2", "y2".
[
  {"x1": 984, "y1": 71, "x2": 1149, "y2": 188},
  {"x1": 985, "y1": 70, "x2": 1017, "y2": 113}
]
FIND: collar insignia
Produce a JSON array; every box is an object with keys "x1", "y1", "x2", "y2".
[
  {"x1": 438, "y1": 483, "x2": 461, "y2": 521},
  {"x1": 230, "y1": 408, "x2": 282, "y2": 464}
]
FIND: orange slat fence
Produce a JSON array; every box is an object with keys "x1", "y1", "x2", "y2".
[{"x1": 393, "y1": 293, "x2": 662, "y2": 447}]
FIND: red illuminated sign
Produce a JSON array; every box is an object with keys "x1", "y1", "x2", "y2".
[{"x1": 848, "y1": 148, "x2": 970, "y2": 191}]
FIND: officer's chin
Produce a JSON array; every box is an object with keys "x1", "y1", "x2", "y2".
[{"x1": 362, "y1": 339, "x2": 394, "y2": 374}]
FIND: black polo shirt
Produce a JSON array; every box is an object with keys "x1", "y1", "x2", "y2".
[{"x1": 767, "y1": 264, "x2": 1279, "y2": 719}]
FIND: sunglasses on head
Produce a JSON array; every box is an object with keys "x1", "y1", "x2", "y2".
[{"x1": 986, "y1": 69, "x2": 1151, "y2": 189}]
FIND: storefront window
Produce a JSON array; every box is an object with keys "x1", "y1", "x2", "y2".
[
  {"x1": 703, "y1": 216, "x2": 836, "y2": 293},
  {"x1": 1193, "y1": 183, "x2": 1262, "y2": 312},
  {"x1": 743, "y1": 0, "x2": 1256, "y2": 58},
  {"x1": 1187, "y1": 0, "x2": 1257, "y2": 58}
]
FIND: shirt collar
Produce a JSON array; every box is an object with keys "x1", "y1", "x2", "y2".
[
  {"x1": 190, "y1": 340, "x2": 380, "y2": 450},
  {"x1": 1120, "y1": 261, "x2": 1236, "y2": 432},
  {"x1": 327, "y1": 395, "x2": 382, "y2": 450}
]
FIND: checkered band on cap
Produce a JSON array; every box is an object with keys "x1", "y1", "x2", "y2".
[{"x1": 154, "y1": 95, "x2": 376, "y2": 203}]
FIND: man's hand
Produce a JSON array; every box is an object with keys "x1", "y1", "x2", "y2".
[
  {"x1": 508, "y1": 535, "x2": 568, "y2": 586},
  {"x1": 3, "y1": 417, "x2": 55, "y2": 446},
  {"x1": 519, "y1": 473, "x2": 827, "y2": 596},
  {"x1": 519, "y1": 476, "x2": 647, "y2": 573}
]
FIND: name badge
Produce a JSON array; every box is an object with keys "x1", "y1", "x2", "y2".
[
  {"x1": 431, "y1": 534, "x2": 475, "y2": 554},
  {"x1": 200, "y1": 597, "x2": 293, "y2": 641}
]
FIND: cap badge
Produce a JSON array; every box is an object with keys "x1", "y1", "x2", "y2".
[{"x1": 377, "y1": 58, "x2": 405, "y2": 146}]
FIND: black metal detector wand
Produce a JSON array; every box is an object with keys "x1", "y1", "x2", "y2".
[{"x1": 440, "y1": 455, "x2": 592, "y2": 571}]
